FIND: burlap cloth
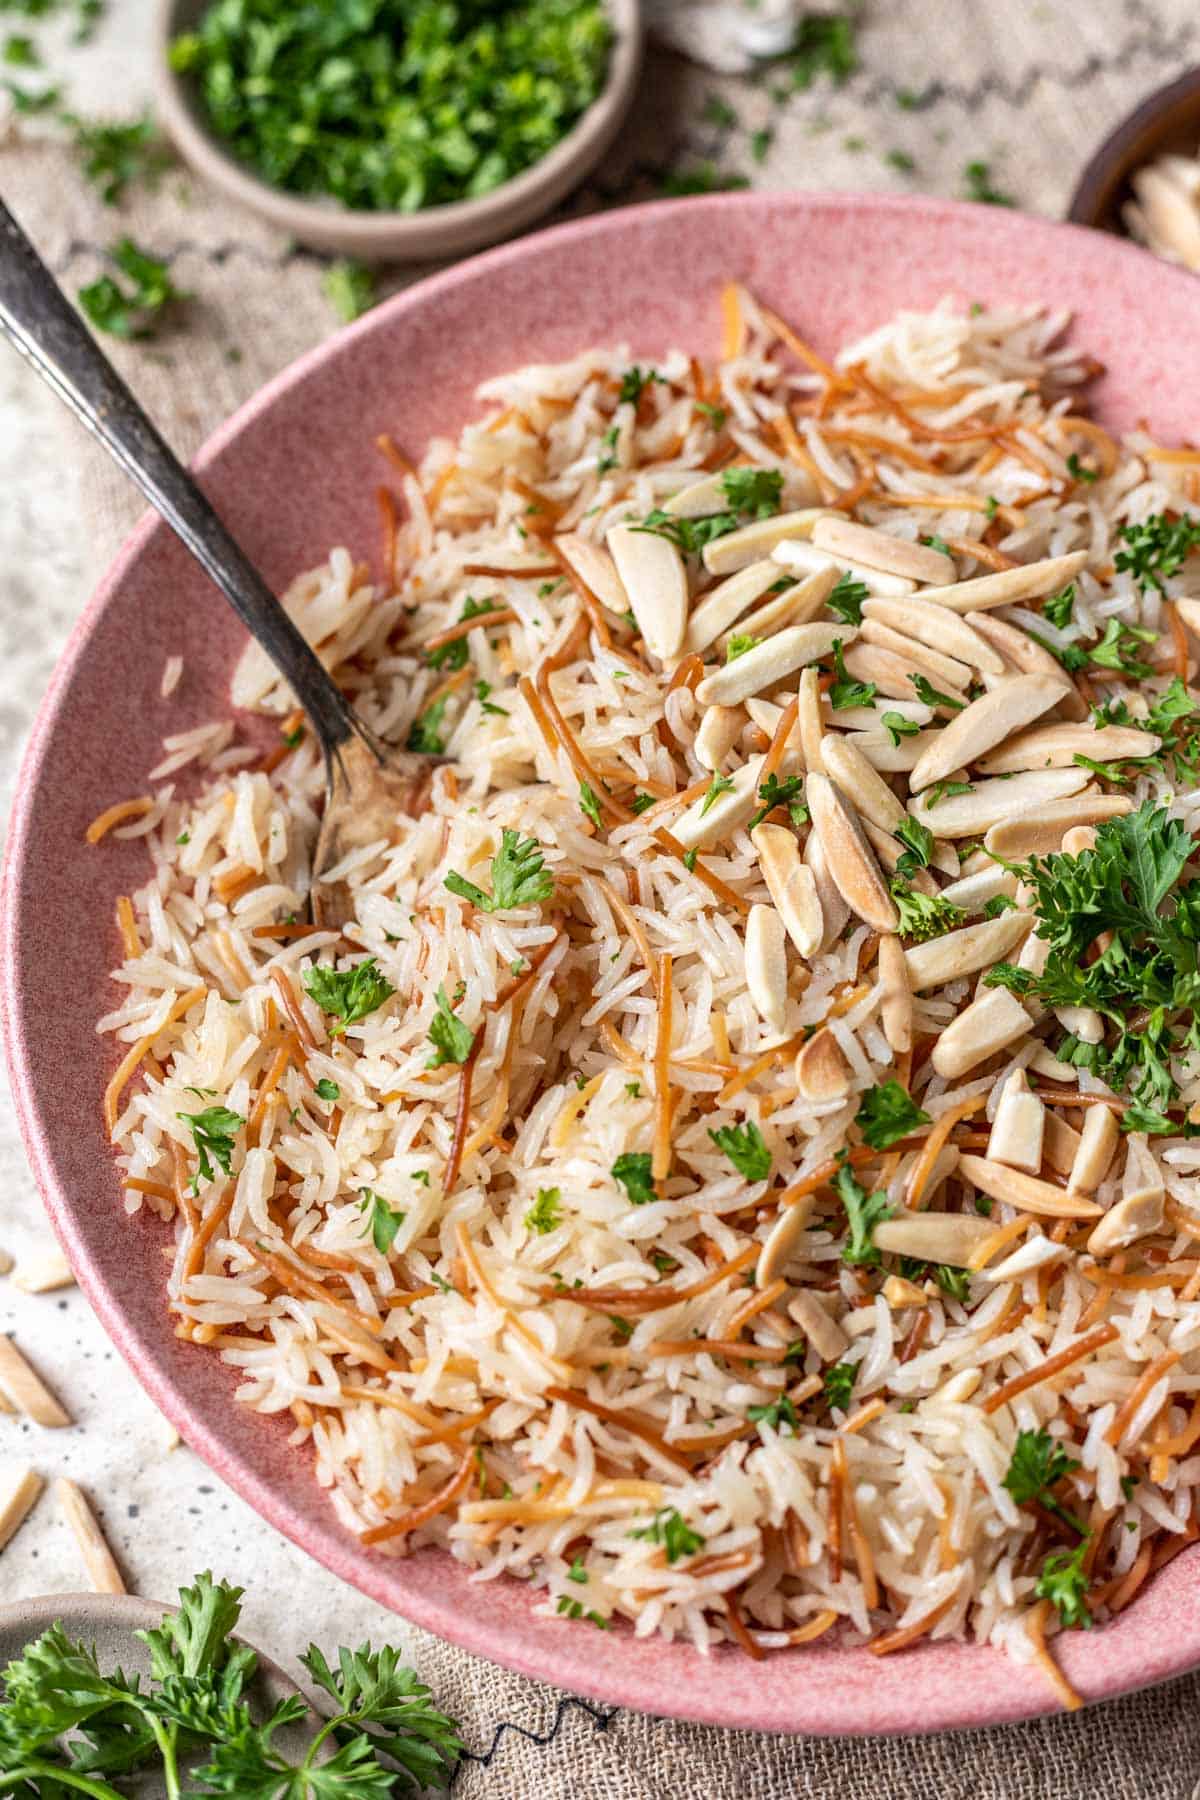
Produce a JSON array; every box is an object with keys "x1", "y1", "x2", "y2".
[{"x1": 6, "y1": 1, "x2": 1200, "y2": 1792}]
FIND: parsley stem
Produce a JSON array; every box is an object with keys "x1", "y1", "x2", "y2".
[
  {"x1": 146, "y1": 1714, "x2": 183, "y2": 1800},
  {"x1": 0, "y1": 1766, "x2": 128, "y2": 1798}
]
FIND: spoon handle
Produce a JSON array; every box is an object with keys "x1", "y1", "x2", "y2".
[{"x1": 0, "y1": 197, "x2": 359, "y2": 755}]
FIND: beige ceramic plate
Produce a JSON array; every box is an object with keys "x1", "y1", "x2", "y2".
[{"x1": 152, "y1": 0, "x2": 644, "y2": 262}]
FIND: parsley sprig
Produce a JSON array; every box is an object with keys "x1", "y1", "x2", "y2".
[
  {"x1": 303, "y1": 957, "x2": 395, "y2": 1035},
  {"x1": 833, "y1": 1160, "x2": 894, "y2": 1265},
  {"x1": 0, "y1": 1571, "x2": 461, "y2": 1795},
  {"x1": 855, "y1": 1081, "x2": 931, "y2": 1150},
  {"x1": 445, "y1": 830, "x2": 555, "y2": 912},
  {"x1": 708, "y1": 1120, "x2": 771, "y2": 1182},
  {"x1": 635, "y1": 467, "x2": 782, "y2": 555},
  {"x1": 177, "y1": 1104, "x2": 244, "y2": 1195}
]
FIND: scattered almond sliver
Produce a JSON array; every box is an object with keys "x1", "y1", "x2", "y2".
[
  {"x1": 12, "y1": 1247, "x2": 75, "y2": 1294},
  {"x1": 0, "y1": 1335, "x2": 72, "y2": 1428},
  {"x1": 56, "y1": 1477, "x2": 125, "y2": 1593},
  {"x1": 0, "y1": 1466, "x2": 44, "y2": 1552}
]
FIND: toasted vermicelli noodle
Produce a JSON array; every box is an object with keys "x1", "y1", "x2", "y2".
[{"x1": 98, "y1": 289, "x2": 1200, "y2": 1701}]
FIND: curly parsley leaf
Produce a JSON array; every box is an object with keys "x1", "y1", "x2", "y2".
[
  {"x1": 67, "y1": 112, "x2": 172, "y2": 205},
  {"x1": 708, "y1": 1120, "x2": 771, "y2": 1182},
  {"x1": 1087, "y1": 618, "x2": 1158, "y2": 679},
  {"x1": 855, "y1": 1081, "x2": 931, "y2": 1150},
  {"x1": 894, "y1": 815, "x2": 934, "y2": 876},
  {"x1": 303, "y1": 957, "x2": 395, "y2": 1035},
  {"x1": 1035, "y1": 1538, "x2": 1093, "y2": 1630},
  {"x1": 748, "y1": 772, "x2": 808, "y2": 832},
  {"x1": 444, "y1": 829, "x2": 555, "y2": 912},
  {"x1": 1041, "y1": 583, "x2": 1076, "y2": 629},
  {"x1": 890, "y1": 878, "x2": 966, "y2": 941},
  {"x1": 833, "y1": 1161, "x2": 894, "y2": 1265},
  {"x1": 612, "y1": 1151, "x2": 656, "y2": 1205},
  {"x1": 719, "y1": 466, "x2": 783, "y2": 516},
  {"x1": 1114, "y1": 512, "x2": 1200, "y2": 593},
  {"x1": 747, "y1": 1394, "x2": 799, "y2": 1434},
  {"x1": 1003, "y1": 1426, "x2": 1086, "y2": 1536},
  {"x1": 425, "y1": 987, "x2": 476, "y2": 1069}
]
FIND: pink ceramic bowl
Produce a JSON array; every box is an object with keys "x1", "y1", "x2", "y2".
[{"x1": 5, "y1": 194, "x2": 1200, "y2": 1736}]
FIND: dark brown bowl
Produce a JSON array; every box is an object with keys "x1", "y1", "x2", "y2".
[{"x1": 1069, "y1": 65, "x2": 1200, "y2": 238}]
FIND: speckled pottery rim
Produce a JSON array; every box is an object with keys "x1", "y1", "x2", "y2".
[
  {"x1": 4, "y1": 193, "x2": 1200, "y2": 1736},
  {"x1": 152, "y1": 0, "x2": 644, "y2": 262}
]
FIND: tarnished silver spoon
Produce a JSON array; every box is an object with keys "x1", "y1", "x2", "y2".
[{"x1": 0, "y1": 196, "x2": 434, "y2": 928}]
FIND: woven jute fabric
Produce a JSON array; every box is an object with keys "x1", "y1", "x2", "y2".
[{"x1": 7, "y1": 1, "x2": 1200, "y2": 1792}]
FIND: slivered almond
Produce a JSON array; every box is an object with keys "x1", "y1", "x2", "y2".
[
  {"x1": 861, "y1": 596, "x2": 1006, "y2": 674},
  {"x1": 883, "y1": 1273, "x2": 928, "y2": 1308},
  {"x1": 812, "y1": 515, "x2": 957, "y2": 586},
  {"x1": 967, "y1": 612, "x2": 1087, "y2": 721},
  {"x1": 859, "y1": 619, "x2": 974, "y2": 694},
  {"x1": 977, "y1": 721, "x2": 1161, "y2": 775},
  {"x1": 987, "y1": 1069, "x2": 1045, "y2": 1174},
  {"x1": 930, "y1": 989, "x2": 1032, "y2": 1079},
  {"x1": 1068, "y1": 1103, "x2": 1120, "y2": 1196},
  {"x1": 695, "y1": 704, "x2": 744, "y2": 772},
  {"x1": 696, "y1": 622, "x2": 853, "y2": 707},
  {"x1": 1043, "y1": 1111, "x2": 1082, "y2": 1178},
  {"x1": 873, "y1": 1210, "x2": 996, "y2": 1266},
  {"x1": 1087, "y1": 1189, "x2": 1165, "y2": 1256},
  {"x1": 1176, "y1": 596, "x2": 1200, "y2": 637},
  {"x1": 796, "y1": 665, "x2": 826, "y2": 773},
  {"x1": 746, "y1": 903, "x2": 789, "y2": 1034},
  {"x1": 606, "y1": 524, "x2": 688, "y2": 661},
  {"x1": 914, "y1": 551, "x2": 1088, "y2": 613},
  {"x1": 771, "y1": 538, "x2": 917, "y2": 597},
  {"x1": 938, "y1": 864, "x2": 1020, "y2": 914},
  {"x1": 841, "y1": 728, "x2": 934, "y2": 774},
  {"x1": 703, "y1": 508, "x2": 827, "y2": 575},
  {"x1": 904, "y1": 911, "x2": 1033, "y2": 990},
  {"x1": 664, "y1": 473, "x2": 734, "y2": 517},
  {"x1": 840, "y1": 641, "x2": 966, "y2": 710},
  {"x1": 957, "y1": 1153, "x2": 1104, "y2": 1219},
  {"x1": 909, "y1": 767, "x2": 1090, "y2": 837},
  {"x1": 878, "y1": 934, "x2": 912, "y2": 1053},
  {"x1": 756, "y1": 1203, "x2": 814, "y2": 1290},
  {"x1": 984, "y1": 793, "x2": 1132, "y2": 858},
  {"x1": 683, "y1": 559, "x2": 784, "y2": 655},
  {"x1": 909, "y1": 674, "x2": 1068, "y2": 792},
  {"x1": 981, "y1": 1235, "x2": 1067, "y2": 1283},
  {"x1": 787, "y1": 1289, "x2": 850, "y2": 1360},
  {"x1": 819, "y1": 733, "x2": 907, "y2": 834},
  {"x1": 0, "y1": 1467, "x2": 43, "y2": 1552},
  {"x1": 555, "y1": 532, "x2": 629, "y2": 618},
  {"x1": 1054, "y1": 1004, "x2": 1104, "y2": 1044},
  {"x1": 1061, "y1": 825, "x2": 1097, "y2": 856},
  {"x1": 674, "y1": 754, "x2": 764, "y2": 849},
  {"x1": 57, "y1": 1478, "x2": 125, "y2": 1593},
  {"x1": 0, "y1": 1335, "x2": 70, "y2": 1427},
  {"x1": 806, "y1": 771, "x2": 899, "y2": 932},
  {"x1": 794, "y1": 1027, "x2": 852, "y2": 1102},
  {"x1": 718, "y1": 564, "x2": 840, "y2": 650},
  {"x1": 804, "y1": 825, "x2": 850, "y2": 948},
  {"x1": 12, "y1": 1248, "x2": 74, "y2": 1293},
  {"x1": 754, "y1": 824, "x2": 824, "y2": 956}
]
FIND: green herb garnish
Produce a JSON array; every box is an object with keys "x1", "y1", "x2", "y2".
[
  {"x1": 829, "y1": 638, "x2": 876, "y2": 709},
  {"x1": 176, "y1": 1104, "x2": 244, "y2": 1194},
  {"x1": 444, "y1": 830, "x2": 554, "y2": 912},
  {"x1": 612, "y1": 1151, "x2": 656, "y2": 1205},
  {"x1": 425, "y1": 986, "x2": 476, "y2": 1069},
  {"x1": 629, "y1": 1508, "x2": 704, "y2": 1561},
  {"x1": 524, "y1": 1187, "x2": 562, "y2": 1235},
  {"x1": 856, "y1": 1081, "x2": 931, "y2": 1150},
  {"x1": 323, "y1": 259, "x2": 376, "y2": 323},
  {"x1": 833, "y1": 1161, "x2": 894, "y2": 1265},
  {"x1": 708, "y1": 1120, "x2": 771, "y2": 1182},
  {"x1": 358, "y1": 1188, "x2": 405, "y2": 1256},
  {"x1": 303, "y1": 957, "x2": 395, "y2": 1034},
  {"x1": 890, "y1": 879, "x2": 967, "y2": 941},
  {"x1": 78, "y1": 238, "x2": 184, "y2": 339}
]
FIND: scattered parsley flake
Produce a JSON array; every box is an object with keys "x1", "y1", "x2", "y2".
[
  {"x1": 612, "y1": 1151, "x2": 656, "y2": 1205},
  {"x1": 445, "y1": 829, "x2": 554, "y2": 912},
  {"x1": 302, "y1": 957, "x2": 395, "y2": 1034},
  {"x1": 425, "y1": 986, "x2": 476, "y2": 1068},
  {"x1": 708, "y1": 1120, "x2": 771, "y2": 1182}
]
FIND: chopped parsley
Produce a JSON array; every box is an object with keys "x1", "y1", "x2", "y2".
[
  {"x1": 176, "y1": 1104, "x2": 244, "y2": 1194},
  {"x1": 894, "y1": 815, "x2": 934, "y2": 876},
  {"x1": 925, "y1": 778, "x2": 975, "y2": 807},
  {"x1": 67, "y1": 113, "x2": 172, "y2": 205},
  {"x1": 833, "y1": 1161, "x2": 894, "y2": 1265},
  {"x1": 406, "y1": 694, "x2": 450, "y2": 754},
  {"x1": 78, "y1": 238, "x2": 184, "y2": 340},
  {"x1": 313, "y1": 1078, "x2": 340, "y2": 1102},
  {"x1": 170, "y1": 0, "x2": 614, "y2": 213},
  {"x1": 579, "y1": 780, "x2": 604, "y2": 830},
  {"x1": 747, "y1": 1394, "x2": 799, "y2": 1434},
  {"x1": 921, "y1": 533, "x2": 952, "y2": 557},
  {"x1": 881, "y1": 710, "x2": 920, "y2": 746},
  {"x1": 726, "y1": 632, "x2": 759, "y2": 662},
  {"x1": 822, "y1": 1361, "x2": 856, "y2": 1412},
  {"x1": 524, "y1": 1187, "x2": 562, "y2": 1235},
  {"x1": 629, "y1": 1507, "x2": 704, "y2": 1561},
  {"x1": 1035, "y1": 1538, "x2": 1092, "y2": 1630},
  {"x1": 696, "y1": 400, "x2": 727, "y2": 430},
  {"x1": 634, "y1": 465, "x2": 781, "y2": 556},
  {"x1": 357, "y1": 1188, "x2": 404, "y2": 1256},
  {"x1": 708, "y1": 1120, "x2": 771, "y2": 1182},
  {"x1": 855, "y1": 1081, "x2": 931, "y2": 1150},
  {"x1": 424, "y1": 595, "x2": 501, "y2": 671},
  {"x1": 1002, "y1": 1427, "x2": 1081, "y2": 1518},
  {"x1": 612, "y1": 1151, "x2": 656, "y2": 1206},
  {"x1": 910, "y1": 672, "x2": 964, "y2": 711},
  {"x1": 444, "y1": 829, "x2": 554, "y2": 912},
  {"x1": 700, "y1": 772, "x2": 735, "y2": 816},
  {"x1": 1066, "y1": 453, "x2": 1097, "y2": 484},
  {"x1": 748, "y1": 772, "x2": 807, "y2": 832},
  {"x1": 1041, "y1": 583, "x2": 1076, "y2": 629},
  {"x1": 618, "y1": 364, "x2": 663, "y2": 406},
  {"x1": 302, "y1": 957, "x2": 395, "y2": 1034},
  {"x1": 425, "y1": 986, "x2": 476, "y2": 1068},
  {"x1": 829, "y1": 637, "x2": 876, "y2": 709},
  {"x1": 827, "y1": 570, "x2": 869, "y2": 625},
  {"x1": 963, "y1": 159, "x2": 1015, "y2": 206},
  {"x1": 1087, "y1": 618, "x2": 1158, "y2": 680}
]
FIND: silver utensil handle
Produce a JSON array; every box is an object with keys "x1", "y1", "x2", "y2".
[{"x1": 0, "y1": 195, "x2": 359, "y2": 754}]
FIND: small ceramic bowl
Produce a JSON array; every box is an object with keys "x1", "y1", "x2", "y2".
[
  {"x1": 1068, "y1": 65, "x2": 1200, "y2": 238},
  {"x1": 0, "y1": 1591, "x2": 314, "y2": 1797},
  {"x1": 152, "y1": 0, "x2": 643, "y2": 263}
]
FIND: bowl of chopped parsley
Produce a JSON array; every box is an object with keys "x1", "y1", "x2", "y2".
[{"x1": 153, "y1": 0, "x2": 642, "y2": 261}]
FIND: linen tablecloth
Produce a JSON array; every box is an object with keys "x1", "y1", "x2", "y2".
[{"x1": 3, "y1": 3, "x2": 1200, "y2": 1793}]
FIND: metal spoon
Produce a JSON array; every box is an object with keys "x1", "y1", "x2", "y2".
[{"x1": 0, "y1": 197, "x2": 435, "y2": 928}]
